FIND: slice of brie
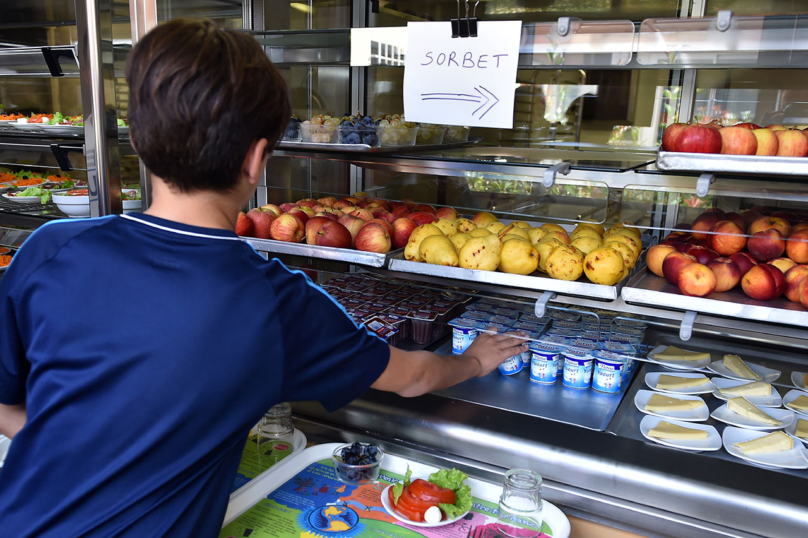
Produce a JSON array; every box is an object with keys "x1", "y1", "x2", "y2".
[
  {"x1": 655, "y1": 346, "x2": 710, "y2": 362},
  {"x1": 646, "y1": 393, "x2": 705, "y2": 412},
  {"x1": 803, "y1": 373, "x2": 808, "y2": 388},
  {"x1": 796, "y1": 418, "x2": 808, "y2": 440},
  {"x1": 723, "y1": 354, "x2": 761, "y2": 380},
  {"x1": 657, "y1": 374, "x2": 709, "y2": 390},
  {"x1": 718, "y1": 381, "x2": 772, "y2": 397},
  {"x1": 787, "y1": 394, "x2": 808, "y2": 412},
  {"x1": 734, "y1": 431, "x2": 793, "y2": 455},
  {"x1": 727, "y1": 397, "x2": 782, "y2": 426},
  {"x1": 649, "y1": 421, "x2": 709, "y2": 440}
]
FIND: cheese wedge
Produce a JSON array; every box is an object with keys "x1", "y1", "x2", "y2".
[
  {"x1": 649, "y1": 421, "x2": 709, "y2": 440},
  {"x1": 803, "y1": 373, "x2": 808, "y2": 388},
  {"x1": 796, "y1": 419, "x2": 808, "y2": 440},
  {"x1": 646, "y1": 393, "x2": 705, "y2": 412},
  {"x1": 727, "y1": 397, "x2": 782, "y2": 426},
  {"x1": 787, "y1": 394, "x2": 808, "y2": 412},
  {"x1": 657, "y1": 374, "x2": 709, "y2": 390},
  {"x1": 723, "y1": 354, "x2": 761, "y2": 381},
  {"x1": 655, "y1": 346, "x2": 710, "y2": 362},
  {"x1": 718, "y1": 381, "x2": 772, "y2": 397},
  {"x1": 734, "y1": 431, "x2": 793, "y2": 455}
]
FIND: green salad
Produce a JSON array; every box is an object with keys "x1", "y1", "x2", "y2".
[
  {"x1": 391, "y1": 466, "x2": 473, "y2": 520},
  {"x1": 17, "y1": 186, "x2": 51, "y2": 204},
  {"x1": 122, "y1": 190, "x2": 141, "y2": 201}
]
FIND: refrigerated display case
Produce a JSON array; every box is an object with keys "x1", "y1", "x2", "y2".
[{"x1": 5, "y1": 2, "x2": 808, "y2": 537}]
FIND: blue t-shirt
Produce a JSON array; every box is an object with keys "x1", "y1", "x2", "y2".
[{"x1": 0, "y1": 213, "x2": 390, "y2": 537}]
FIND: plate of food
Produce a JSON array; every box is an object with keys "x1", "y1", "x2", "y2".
[
  {"x1": 711, "y1": 378, "x2": 782, "y2": 407},
  {"x1": 711, "y1": 397, "x2": 795, "y2": 430},
  {"x1": 2, "y1": 192, "x2": 41, "y2": 204},
  {"x1": 792, "y1": 371, "x2": 808, "y2": 391},
  {"x1": 634, "y1": 389, "x2": 709, "y2": 421},
  {"x1": 0, "y1": 253, "x2": 12, "y2": 272},
  {"x1": 644, "y1": 372, "x2": 714, "y2": 395},
  {"x1": 785, "y1": 417, "x2": 808, "y2": 445},
  {"x1": 639, "y1": 415, "x2": 721, "y2": 452},
  {"x1": 646, "y1": 345, "x2": 712, "y2": 371},
  {"x1": 53, "y1": 189, "x2": 90, "y2": 218},
  {"x1": 381, "y1": 467, "x2": 471, "y2": 527},
  {"x1": 707, "y1": 354, "x2": 780, "y2": 383},
  {"x1": 783, "y1": 389, "x2": 808, "y2": 417},
  {"x1": 723, "y1": 427, "x2": 808, "y2": 469}
]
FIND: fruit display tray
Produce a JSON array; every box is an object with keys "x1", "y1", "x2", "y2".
[
  {"x1": 622, "y1": 269, "x2": 808, "y2": 327},
  {"x1": 277, "y1": 137, "x2": 482, "y2": 153},
  {"x1": 656, "y1": 149, "x2": 808, "y2": 177},
  {"x1": 243, "y1": 238, "x2": 402, "y2": 268}
]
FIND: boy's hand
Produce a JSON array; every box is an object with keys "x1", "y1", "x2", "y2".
[{"x1": 462, "y1": 329, "x2": 529, "y2": 377}]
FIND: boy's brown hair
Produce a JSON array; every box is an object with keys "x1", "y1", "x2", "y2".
[{"x1": 126, "y1": 19, "x2": 290, "y2": 193}]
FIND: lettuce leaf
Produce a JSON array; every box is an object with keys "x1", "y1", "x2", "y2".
[
  {"x1": 428, "y1": 468, "x2": 467, "y2": 490},
  {"x1": 18, "y1": 187, "x2": 50, "y2": 204},
  {"x1": 391, "y1": 466, "x2": 412, "y2": 505},
  {"x1": 438, "y1": 484, "x2": 471, "y2": 519},
  {"x1": 49, "y1": 112, "x2": 65, "y2": 125}
]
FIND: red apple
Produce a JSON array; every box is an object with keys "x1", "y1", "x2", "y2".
[
  {"x1": 691, "y1": 212, "x2": 722, "y2": 240},
  {"x1": 765, "y1": 124, "x2": 788, "y2": 131},
  {"x1": 235, "y1": 211, "x2": 254, "y2": 237},
  {"x1": 752, "y1": 129, "x2": 779, "y2": 156},
  {"x1": 343, "y1": 196, "x2": 361, "y2": 204},
  {"x1": 260, "y1": 204, "x2": 282, "y2": 217},
  {"x1": 708, "y1": 220, "x2": 747, "y2": 256},
  {"x1": 724, "y1": 212, "x2": 746, "y2": 231},
  {"x1": 747, "y1": 229, "x2": 786, "y2": 262},
  {"x1": 392, "y1": 218, "x2": 418, "y2": 249},
  {"x1": 786, "y1": 229, "x2": 808, "y2": 263},
  {"x1": 662, "y1": 252, "x2": 698, "y2": 286},
  {"x1": 742, "y1": 265, "x2": 783, "y2": 301},
  {"x1": 732, "y1": 122, "x2": 761, "y2": 130},
  {"x1": 315, "y1": 221, "x2": 352, "y2": 249},
  {"x1": 720, "y1": 126, "x2": 758, "y2": 155},
  {"x1": 392, "y1": 205, "x2": 413, "y2": 219},
  {"x1": 317, "y1": 196, "x2": 337, "y2": 207},
  {"x1": 435, "y1": 207, "x2": 459, "y2": 220},
  {"x1": 247, "y1": 208, "x2": 274, "y2": 239},
  {"x1": 314, "y1": 212, "x2": 339, "y2": 222},
  {"x1": 678, "y1": 263, "x2": 717, "y2": 297},
  {"x1": 296, "y1": 199, "x2": 319, "y2": 209},
  {"x1": 279, "y1": 203, "x2": 298, "y2": 213},
  {"x1": 338, "y1": 215, "x2": 365, "y2": 245},
  {"x1": 355, "y1": 199, "x2": 370, "y2": 208},
  {"x1": 416, "y1": 204, "x2": 436, "y2": 215},
  {"x1": 366, "y1": 200, "x2": 390, "y2": 212},
  {"x1": 363, "y1": 218, "x2": 394, "y2": 237},
  {"x1": 349, "y1": 208, "x2": 374, "y2": 222},
  {"x1": 354, "y1": 222, "x2": 391, "y2": 253},
  {"x1": 775, "y1": 130, "x2": 808, "y2": 157},
  {"x1": 333, "y1": 200, "x2": 356, "y2": 211},
  {"x1": 647, "y1": 244, "x2": 678, "y2": 278},
  {"x1": 687, "y1": 245, "x2": 720, "y2": 265},
  {"x1": 708, "y1": 258, "x2": 742, "y2": 292},
  {"x1": 674, "y1": 124, "x2": 722, "y2": 154},
  {"x1": 662, "y1": 123, "x2": 687, "y2": 151},
  {"x1": 748, "y1": 216, "x2": 791, "y2": 238},
  {"x1": 729, "y1": 252, "x2": 758, "y2": 277},
  {"x1": 401, "y1": 198, "x2": 418, "y2": 208},
  {"x1": 269, "y1": 213, "x2": 304, "y2": 242},
  {"x1": 372, "y1": 209, "x2": 396, "y2": 224},
  {"x1": 305, "y1": 216, "x2": 332, "y2": 245},
  {"x1": 410, "y1": 212, "x2": 438, "y2": 225},
  {"x1": 287, "y1": 207, "x2": 309, "y2": 224},
  {"x1": 783, "y1": 265, "x2": 808, "y2": 302}
]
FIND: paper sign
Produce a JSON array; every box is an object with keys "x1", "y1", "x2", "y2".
[{"x1": 404, "y1": 21, "x2": 522, "y2": 129}]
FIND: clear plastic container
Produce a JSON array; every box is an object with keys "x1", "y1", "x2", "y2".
[
  {"x1": 444, "y1": 126, "x2": 471, "y2": 143},
  {"x1": 378, "y1": 125, "x2": 419, "y2": 147},
  {"x1": 416, "y1": 124, "x2": 446, "y2": 145},
  {"x1": 300, "y1": 123, "x2": 337, "y2": 144},
  {"x1": 338, "y1": 125, "x2": 380, "y2": 147},
  {"x1": 332, "y1": 443, "x2": 384, "y2": 485}
]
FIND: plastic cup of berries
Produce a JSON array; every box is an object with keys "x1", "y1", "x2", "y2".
[
  {"x1": 332, "y1": 442, "x2": 384, "y2": 485},
  {"x1": 339, "y1": 117, "x2": 379, "y2": 147}
]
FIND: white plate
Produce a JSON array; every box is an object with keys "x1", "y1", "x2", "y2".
[
  {"x1": 380, "y1": 484, "x2": 470, "y2": 527},
  {"x1": 711, "y1": 402, "x2": 795, "y2": 431},
  {"x1": 646, "y1": 345, "x2": 712, "y2": 371},
  {"x1": 644, "y1": 372, "x2": 714, "y2": 395},
  {"x1": 11, "y1": 122, "x2": 47, "y2": 132},
  {"x1": 707, "y1": 359, "x2": 781, "y2": 383},
  {"x1": 711, "y1": 378, "x2": 783, "y2": 407},
  {"x1": 722, "y1": 426, "x2": 808, "y2": 469},
  {"x1": 38, "y1": 124, "x2": 83, "y2": 136},
  {"x1": 639, "y1": 415, "x2": 721, "y2": 452},
  {"x1": 792, "y1": 371, "x2": 808, "y2": 391},
  {"x1": 783, "y1": 389, "x2": 808, "y2": 417},
  {"x1": 785, "y1": 418, "x2": 808, "y2": 446},
  {"x1": 634, "y1": 389, "x2": 709, "y2": 422},
  {"x1": 2, "y1": 193, "x2": 41, "y2": 204}
]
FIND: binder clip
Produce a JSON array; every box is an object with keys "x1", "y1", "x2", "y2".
[{"x1": 452, "y1": 0, "x2": 479, "y2": 38}]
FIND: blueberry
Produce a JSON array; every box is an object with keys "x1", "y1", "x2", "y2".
[
  {"x1": 367, "y1": 446, "x2": 378, "y2": 456},
  {"x1": 341, "y1": 120, "x2": 353, "y2": 128},
  {"x1": 362, "y1": 116, "x2": 375, "y2": 127},
  {"x1": 343, "y1": 132, "x2": 361, "y2": 144},
  {"x1": 354, "y1": 124, "x2": 366, "y2": 132},
  {"x1": 362, "y1": 133, "x2": 378, "y2": 146}
]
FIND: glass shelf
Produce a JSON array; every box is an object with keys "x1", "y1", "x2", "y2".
[
  {"x1": 519, "y1": 19, "x2": 635, "y2": 68},
  {"x1": 0, "y1": 45, "x2": 79, "y2": 77},
  {"x1": 250, "y1": 29, "x2": 351, "y2": 65}
]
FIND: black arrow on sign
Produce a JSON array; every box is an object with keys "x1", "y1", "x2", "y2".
[{"x1": 420, "y1": 86, "x2": 500, "y2": 119}]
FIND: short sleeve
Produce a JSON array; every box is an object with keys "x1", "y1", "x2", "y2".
[
  {"x1": 268, "y1": 261, "x2": 390, "y2": 412},
  {"x1": 0, "y1": 257, "x2": 30, "y2": 405}
]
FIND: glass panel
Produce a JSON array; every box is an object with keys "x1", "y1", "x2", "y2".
[
  {"x1": 705, "y1": 0, "x2": 808, "y2": 16},
  {"x1": 264, "y1": 156, "x2": 351, "y2": 202},
  {"x1": 262, "y1": 0, "x2": 351, "y2": 31},
  {"x1": 156, "y1": 0, "x2": 243, "y2": 27}
]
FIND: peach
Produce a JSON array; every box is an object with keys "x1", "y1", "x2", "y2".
[
  {"x1": 708, "y1": 220, "x2": 747, "y2": 256},
  {"x1": 765, "y1": 124, "x2": 788, "y2": 131},
  {"x1": 729, "y1": 252, "x2": 758, "y2": 276},
  {"x1": 691, "y1": 212, "x2": 722, "y2": 240},
  {"x1": 720, "y1": 126, "x2": 758, "y2": 155},
  {"x1": 770, "y1": 258, "x2": 797, "y2": 274},
  {"x1": 792, "y1": 223, "x2": 808, "y2": 234},
  {"x1": 647, "y1": 245, "x2": 678, "y2": 278},
  {"x1": 678, "y1": 263, "x2": 717, "y2": 297},
  {"x1": 748, "y1": 216, "x2": 791, "y2": 238},
  {"x1": 724, "y1": 212, "x2": 746, "y2": 231},
  {"x1": 315, "y1": 221, "x2": 352, "y2": 249},
  {"x1": 784, "y1": 265, "x2": 808, "y2": 302},
  {"x1": 354, "y1": 222, "x2": 391, "y2": 253},
  {"x1": 269, "y1": 213, "x2": 304, "y2": 242},
  {"x1": 662, "y1": 252, "x2": 698, "y2": 286},
  {"x1": 742, "y1": 265, "x2": 783, "y2": 301},
  {"x1": 752, "y1": 129, "x2": 779, "y2": 156},
  {"x1": 775, "y1": 130, "x2": 808, "y2": 157},
  {"x1": 708, "y1": 258, "x2": 742, "y2": 292},
  {"x1": 741, "y1": 210, "x2": 764, "y2": 228},
  {"x1": 799, "y1": 277, "x2": 808, "y2": 308},
  {"x1": 686, "y1": 245, "x2": 720, "y2": 265},
  {"x1": 747, "y1": 229, "x2": 786, "y2": 262},
  {"x1": 770, "y1": 210, "x2": 798, "y2": 224},
  {"x1": 785, "y1": 229, "x2": 808, "y2": 263},
  {"x1": 392, "y1": 218, "x2": 418, "y2": 249}
]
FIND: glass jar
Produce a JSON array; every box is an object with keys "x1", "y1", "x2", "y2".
[
  {"x1": 258, "y1": 402, "x2": 294, "y2": 444},
  {"x1": 496, "y1": 469, "x2": 543, "y2": 538}
]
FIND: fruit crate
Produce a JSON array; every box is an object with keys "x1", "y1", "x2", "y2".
[
  {"x1": 656, "y1": 149, "x2": 808, "y2": 177},
  {"x1": 386, "y1": 235, "x2": 654, "y2": 301},
  {"x1": 622, "y1": 268, "x2": 808, "y2": 327},
  {"x1": 243, "y1": 238, "x2": 403, "y2": 268}
]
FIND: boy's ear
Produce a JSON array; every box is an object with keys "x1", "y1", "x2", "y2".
[{"x1": 242, "y1": 138, "x2": 269, "y2": 186}]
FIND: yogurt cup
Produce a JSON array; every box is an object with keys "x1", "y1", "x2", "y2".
[
  {"x1": 450, "y1": 324, "x2": 478, "y2": 354},
  {"x1": 552, "y1": 320, "x2": 583, "y2": 330},
  {"x1": 562, "y1": 348, "x2": 593, "y2": 389},
  {"x1": 529, "y1": 343, "x2": 563, "y2": 384},
  {"x1": 498, "y1": 355, "x2": 524, "y2": 376},
  {"x1": 591, "y1": 351, "x2": 626, "y2": 394},
  {"x1": 550, "y1": 311, "x2": 581, "y2": 321}
]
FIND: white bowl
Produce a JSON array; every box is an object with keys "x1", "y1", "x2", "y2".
[
  {"x1": 122, "y1": 199, "x2": 141, "y2": 214},
  {"x1": 52, "y1": 193, "x2": 90, "y2": 218}
]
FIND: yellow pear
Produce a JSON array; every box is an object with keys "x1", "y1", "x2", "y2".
[
  {"x1": 500, "y1": 226, "x2": 530, "y2": 241},
  {"x1": 540, "y1": 231, "x2": 570, "y2": 245},
  {"x1": 435, "y1": 218, "x2": 458, "y2": 237},
  {"x1": 536, "y1": 239, "x2": 564, "y2": 272},
  {"x1": 571, "y1": 236, "x2": 602, "y2": 255},
  {"x1": 419, "y1": 235, "x2": 459, "y2": 266},
  {"x1": 571, "y1": 227, "x2": 601, "y2": 241},
  {"x1": 584, "y1": 247, "x2": 625, "y2": 285},
  {"x1": 449, "y1": 232, "x2": 472, "y2": 251},
  {"x1": 579, "y1": 220, "x2": 605, "y2": 235},
  {"x1": 545, "y1": 245, "x2": 585, "y2": 281},
  {"x1": 502, "y1": 234, "x2": 530, "y2": 243},
  {"x1": 499, "y1": 239, "x2": 539, "y2": 275},
  {"x1": 606, "y1": 233, "x2": 640, "y2": 257},
  {"x1": 469, "y1": 228, "x2": 493, "y2": 238},
  {"x1": 404, "y1": 224, "x2": 444, "y2": 262},
  {"x1": 611, "y1": 226, "x2": 642, "y2": 241},
  {"x1": 603, "y1": 241, "x2": 637, "y2": 270},
  {"x1": 528, "y1": 228, "x2": 546, "y2": 245},
  {"x1": 486, "y1": 222, "x2": 507, "y2": 235},
  {"x1": 459, "y1": 235, "x2": 501, "y2": 271},
  {"x1": 455, "y1": 218, "x2": 477, "y2": 233},
  {"x1": 472, "y1": 211, "x2": 499, "y2": 227},
  {"x1": 513, "y1": 221, "x2": 533, "y2": 230},
  {"x1": 540, "y1": 223, "x2": 567, "y2": 235}
]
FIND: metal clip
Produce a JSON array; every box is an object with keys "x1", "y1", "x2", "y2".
[
  {"x1": 534, "y1": 291, "x2": 556, "y2": 318},
  {"x1": 451, "y1": 0, "x2": 461, "y2": 38},
  {"x1": 467, "y1": 0, "x2": 480, "y2": 37},
  {"x1": 716, "y1": 10, "x2": 732, "y2": 32},
  {"x1": 557, "y1": 17, "x2": 571, "y2": 37},
  {"x1": 543, "y1": 162, "x2": 571, "y2": 188},
  {"x1": 696, "y1": 172, "x2": 715, "y2": 198},
  {"x1": 679, "y1": 311, "x2": 697, "y2": 341}
]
